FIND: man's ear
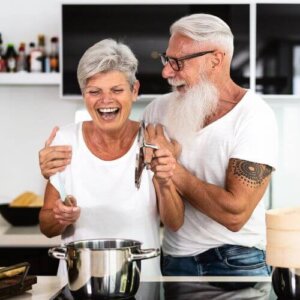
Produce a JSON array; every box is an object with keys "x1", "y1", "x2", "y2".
[
  {"x1": 132, "y1": 80, "x2": 140, "y2": 102},
  {"x1": 211, "y1": 51, "x2": 225, "y2": 69}
]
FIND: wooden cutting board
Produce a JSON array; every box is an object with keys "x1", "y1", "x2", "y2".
[{"x1": 0, "y1": 275, "x2": 37, "y2": 300}]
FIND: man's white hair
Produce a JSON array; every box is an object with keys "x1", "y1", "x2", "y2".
[{"x1": 170, "y1": 13, "x2": 234, "y2": 60}]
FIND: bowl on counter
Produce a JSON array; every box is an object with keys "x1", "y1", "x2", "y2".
[{"x1": 0, "y1": 204, "x2": 41, "y2": 226}]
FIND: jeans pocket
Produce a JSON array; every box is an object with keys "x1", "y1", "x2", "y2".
[{"x1": 223, "y1": 246, "x2": 267, "y2": 270}]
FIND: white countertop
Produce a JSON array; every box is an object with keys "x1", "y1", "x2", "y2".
[
  {"x1": 7, "y1": 276, "x2": 272, "y2": 300},
  {"x1": 0, "y1": 215, "x2": 61, "y2": 247},
  {"x1": 8, "y1": 276, "x2": 67, "y2": 300}
]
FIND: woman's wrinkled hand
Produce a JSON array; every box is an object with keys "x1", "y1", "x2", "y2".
[
  {"x1": 52, "y1": 197, "x2": 80, "y2": 226},
  {"x1": 39, "y1": 126, "x2": 72, "y2": 179}
]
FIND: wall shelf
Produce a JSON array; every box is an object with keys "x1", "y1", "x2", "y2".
[{"x1": 0, "y1": 73, "x2": 60, "y2": 85}]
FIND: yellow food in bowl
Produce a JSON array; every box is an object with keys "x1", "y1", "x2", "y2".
[
  {"x1": 10, "y1": 191, "x2": 43, "y2": 207},
  {"x1": 0, "y1": 266, "x2": 26, "y2": 279}
]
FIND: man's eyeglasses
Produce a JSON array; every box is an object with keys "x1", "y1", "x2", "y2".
[{"x1": 160, "y1": 50, "x2": 215, "y2": 71}]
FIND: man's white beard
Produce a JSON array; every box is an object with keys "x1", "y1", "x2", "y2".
[{"x1": 165, "y1": 78, "x2": 219, "y2": 148}]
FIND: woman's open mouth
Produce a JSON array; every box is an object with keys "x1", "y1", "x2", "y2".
[{"x1": 97, "y1": 107, "x2": 120, "y2": 120}]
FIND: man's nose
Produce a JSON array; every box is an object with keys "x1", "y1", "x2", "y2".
[{"x1": 162, "y1": 62, "x2": 176, "y2": 79}]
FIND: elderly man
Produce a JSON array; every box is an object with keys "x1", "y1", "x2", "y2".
[
  {"x1": 144, "y1": 13, "x2": 278, "y2": 276},
  {"x1": 39, "y1": 14, "x2": 277, "y2": 276}
]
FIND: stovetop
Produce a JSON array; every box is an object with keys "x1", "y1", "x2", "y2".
[{"x1": 50, "y1": 281, "x2": 279, "y2": 300}]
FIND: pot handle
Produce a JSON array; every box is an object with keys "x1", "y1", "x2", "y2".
[
  {"x1": 48, "y1": 247, "x2": 67, "y2": 260},
  {"x1": 129, "y1": 248, "x2": 160, "y2": 261}
]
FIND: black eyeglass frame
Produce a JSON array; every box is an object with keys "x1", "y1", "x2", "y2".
[{"x1": 160, "y1": 50, "x2": 215, "y2": 71}]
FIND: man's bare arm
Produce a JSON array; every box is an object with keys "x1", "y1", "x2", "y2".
[{"x1": 172, "y1": 158, "x2": 272, "y2": 231}]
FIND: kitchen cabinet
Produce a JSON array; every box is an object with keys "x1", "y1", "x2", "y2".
[
  {"x1": 256, "y1": 4, "x2": 300, "y2": 95},
  {"x1": 0, "y1": 216, "x2": 60, "y2": 275},
  {"x1": 59, "y1": 1, "x2": 300, "y2": 98},
  {"x1": 0, "y1": 248, "x2": 58, "y2": 275},
  {"x1": 61, "y1": 3, "x2": 250, "y2": 97}
]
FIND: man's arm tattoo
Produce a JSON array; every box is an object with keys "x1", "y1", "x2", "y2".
[{"x1": 231, "y1": 159, "x2": 273, "y2": 188}]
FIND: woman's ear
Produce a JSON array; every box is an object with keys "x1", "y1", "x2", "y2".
[{"x1": 132, "y1": 80, "x2": 140, "y2": 102}]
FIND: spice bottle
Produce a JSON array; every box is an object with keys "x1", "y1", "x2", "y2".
[{"x1": 5, "y1": 43, "x2": 18, "y2": 72}]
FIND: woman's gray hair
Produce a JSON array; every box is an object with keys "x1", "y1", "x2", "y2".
[
  {"x1": 77, "y1": 39, "x2": 138, "y2": 90},
  {"x1": 170, "y1": 14, "x2": 234, "y2": 60}
]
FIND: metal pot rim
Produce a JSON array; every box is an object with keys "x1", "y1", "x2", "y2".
[{"x1": 64, "y1": 238, "x2": 143, "y2": 250}]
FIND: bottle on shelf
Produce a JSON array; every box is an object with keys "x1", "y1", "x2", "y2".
[
  {"x1": 16, "y1": 42, "x2": 27, "y2": 72},
  {"x1": 38, "y1": 34, "x2": 46, "y2": 72},
  {"x1": 29, "y1": 35, "x2": 46, "y2": 73},
  {"x1": 49, "y1": 37, "x2": 59, "y2": 73},
  {"x1": 27, "y1": 42, "x2": 35, "y2": 72},
  {"x1": 0, "y1": 33, "x2": 6, "y2": 72},
  {"x1": 5, "y1": 43, "x2": 18, "y2": 73}
]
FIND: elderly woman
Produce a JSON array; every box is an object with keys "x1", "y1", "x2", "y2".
[{"x1": 39, "y1": 39, "x2": 183, "y2": 278}]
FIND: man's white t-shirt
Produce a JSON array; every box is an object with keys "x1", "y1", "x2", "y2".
[
  {"x1": 50, "y1": 122, "x2": 161, "y2": 278},
  {"x1": 143, "y1": 90, "x2": 278, "y2": 256}
]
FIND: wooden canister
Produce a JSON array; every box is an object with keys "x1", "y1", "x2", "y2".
[{"x1": 266, "y1": 206, "x2": 300, "y2": 268}]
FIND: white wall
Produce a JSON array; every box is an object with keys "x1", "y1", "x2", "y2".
[
  {"x1": 0, "y1": 0, "x2": 61, "y2": 199},
  {"x1": 0, "y1": 0, "x2": 60, "y2": 53},
  {"x1": 268, "y1": 99, "x2": 300, "y2": 208},
  {"x1": 0, "y1": 86, "x2": 78, "y2": 199}
]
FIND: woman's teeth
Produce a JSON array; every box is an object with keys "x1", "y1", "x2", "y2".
[
  {"x1": 98, "y1": 108, "x2": 119, "y2": 113},
  {"x1": 97, "y1": 108, "x2": 120, "y2": 120}
]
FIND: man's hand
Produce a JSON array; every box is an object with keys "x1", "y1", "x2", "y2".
[
  {"x1": 144, "y1": 124, "x2": 181, "y2": 185},
  {"x1": 145, "y1": 124, "x2": 184, "y2": 231},
  {"x1": 144, "y1": 123, "x2": 181, "y2": 164},
  {"x1": 39, "y1": 127, "x2": 72, "y2": 179},
  {"x1": 151, "y1": 148, "x2": 177, "y2": 185}
]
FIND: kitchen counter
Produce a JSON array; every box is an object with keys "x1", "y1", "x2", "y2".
[
  {"x1": 0, "y1": 216, "x2": 278, "y2": 299},
  {"x1": 5, "y1": 276, "x2": 276, "y2": 300},
  {"x1": 5, "y1": 276, "x2": 67, "y2": 300},
  {"x1": 0, "y1": 215, "x2": 60, "y2": 247}
]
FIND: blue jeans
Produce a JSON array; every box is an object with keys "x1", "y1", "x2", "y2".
[{"x1": 162, "y1": 245, "x2": 271, "y2": 276}]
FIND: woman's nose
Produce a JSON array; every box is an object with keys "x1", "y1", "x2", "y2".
[{"x1": 101, "y1": 92, "x2": 113, "y2": 103}]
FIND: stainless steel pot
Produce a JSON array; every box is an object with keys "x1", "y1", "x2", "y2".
[{"x1": 49, "y1": 238, "x2": 160, "y2": 299}]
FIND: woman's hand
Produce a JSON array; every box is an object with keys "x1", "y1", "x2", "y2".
[
  {"x1": 39, "y1": 127, "x2": 72, "y2": 179},
  {"x1": 40, "y1": 183, "x2": 79, "y2": 237},
  {"x1": 52, "y1": 197, "x2": 80, "y2": 226}
]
